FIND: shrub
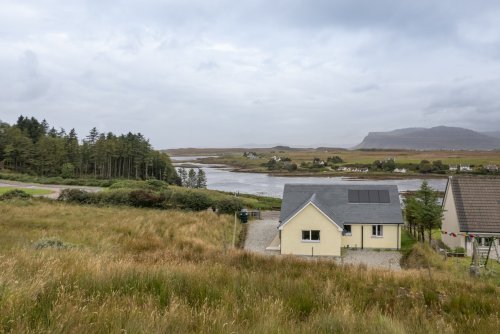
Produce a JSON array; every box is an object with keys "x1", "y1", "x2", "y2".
[
  {"x1": 128, "y1": 190, "x2": 163, "y2": 208},
  {"x1": 147, "y1": 179, "x2": 167, "y2": 190},
  {"x1": 57, "y1": 189, "x2": 94, "y2": 204},
  {"x1": 0, "y1": 189, "x2": 31, "y2": 200},
  {"x1": 215, "y1": 197, "x2": 244, "y2": 214},
  {"x1": 95, "y1": 189, "x2": 131, "y2": 206},
  {"x1": 109, "y1": 180, "x2": 150, "y2": 190},
  {"x1": 33, "y1": 238, "x2": 75, "y2": 250},
  {"x1": 174, "y1": 191, "x2": 213, "y2": 211}
]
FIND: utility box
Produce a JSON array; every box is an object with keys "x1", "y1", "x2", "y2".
[{"x1": 239, "y1": 210, "x2": 249, "y2": 224}]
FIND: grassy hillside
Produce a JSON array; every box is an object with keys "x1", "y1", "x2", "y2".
[{"x1": 1, "y1": 200, "x2": 499, "y2": 333}]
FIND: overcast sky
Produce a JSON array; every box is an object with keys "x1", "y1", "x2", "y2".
[{"x1": 1, "y1": 0, "x2": 500, "y2": 148}]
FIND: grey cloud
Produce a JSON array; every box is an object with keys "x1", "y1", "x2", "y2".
[
  {"x1": 351, "y1": 84, "x2": 380, "y2": 93},
  {"x1": 1, "y1": 1, "x2": 500, "y2": 147}
]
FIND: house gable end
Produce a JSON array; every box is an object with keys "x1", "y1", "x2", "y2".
[{"x1": 279, "y1": 202, "x2": 343, "y2": 232}]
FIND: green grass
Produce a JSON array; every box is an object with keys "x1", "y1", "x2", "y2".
[
  {"x1": 0, "y1": 187, "x2": 53, "y2": 196},
  {"x1": 0, "y1": 199, "x2": 499, "y2": 333},
  {"x1": 400, "y1": 229, "x2": 417, "y2": 253}
]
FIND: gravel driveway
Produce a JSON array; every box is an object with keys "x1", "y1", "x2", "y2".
[
  {"x1": 244, "y1": 211, "x2": 280, "y2": 255},
  {"x1": 244, "y1": 211, "x2": 402, "y2": 270}
]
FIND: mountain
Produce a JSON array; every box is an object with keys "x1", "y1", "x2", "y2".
[
  {"x1": 354, "y1": 126, "x2": 500, "y2": 150},
  {"x1": 482, "y1": 131, "x2": 500, "y2": 139}
]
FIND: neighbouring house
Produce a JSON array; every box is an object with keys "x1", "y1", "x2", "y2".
[
  {"x1": 459, "y1": 164, "x2": 472, "y2": 172},
  {"x1": 393, "y1": 168, "x2": 407, "y2": 173},
  {"x1": 441, "y1": 176, "x2": 500, "y2": 259},
  {"x1": 449, "y1": 165, "x2": 458, "y2": 172},
  {"x1": 243, "y1": 152, "x2": 259, "y2": 159},
  {"x1": 276, "y1": 184, "x2": 404, "y2": 256},
  {"x1": 485, "y1": 164, "x2": 499, "y2": 172}
]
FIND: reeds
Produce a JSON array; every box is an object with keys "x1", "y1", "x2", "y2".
[{"x1": 0, "y1": 200, "x2": 498, "y2": 333}]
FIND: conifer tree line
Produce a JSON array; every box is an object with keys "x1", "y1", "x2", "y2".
[
  {"x1": 177, "y1": 167, "x2": 207, "y2": 188},
  {"x1": 404, "y1": 181, "x2": 444, "y2": 243},
  {"x1": 0, "y1": 116, "x2": 177, "y2": 183}
]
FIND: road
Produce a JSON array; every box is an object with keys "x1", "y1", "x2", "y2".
[{"x1": 0, "y1": 180, "x2": 102, "y2": 199}]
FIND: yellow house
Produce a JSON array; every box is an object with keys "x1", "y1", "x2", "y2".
[{"x1": 278, "y1": 184, "x2": 403, "y2": 257}]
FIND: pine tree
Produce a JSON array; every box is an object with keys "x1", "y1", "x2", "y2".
[
  {"x1": 186, "y1": 168, "x2": 197, "y2": 188},
  {"x1": 178, "y1": 168, "x2": 188, "y2": 186},
  {"x1": 196, "y1": 169, "x2": 207, "y2": 188}
]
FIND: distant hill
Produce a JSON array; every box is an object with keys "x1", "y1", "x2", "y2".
[
  {"x1": 354, "y1": 126, "x2": 500, "y2": 150},
  {"x1": 483, "y1": 131, "x2": 500, "y2": 139}
]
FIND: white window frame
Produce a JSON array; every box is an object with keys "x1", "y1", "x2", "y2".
[
  {"x1": 302, "y1": 230, "x2": 320, "y2": 242},
  {"x1": 343, "y1": 224, "x2": 352, "y2": 236},
  {"x1": 372, "y1": 225, "x2": 383, "y2": 238}
]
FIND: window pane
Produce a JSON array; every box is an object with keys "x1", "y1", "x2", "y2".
[
  {"x1": 311, "y1": 230, "x2": 320, "y2": 240},
  {"x1": 302, "y1": 230, "x2": 310, "y2": 240},
  {"x1": 379, "y1": 225, "x2": 383, "y2": 236},
  {"x1": 344, "y1": 225, "x2": 351, "y2": 234},
  {"x1": 372, "y1": 225, "x2": 376, "y2": 235}
]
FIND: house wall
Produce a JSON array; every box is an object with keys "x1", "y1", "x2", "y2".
[
  {"x1": 441, "y1": 181, "x2": 466, "y2": 250},
  {"x1": 341, "y1": 225, "x2": 400, "y2": 249},
  {"x1": 341, "y1": 225, "x2": 362, "y2": 248},
  {"x1": 280, "y1": 204, "x2": 342, "y2": 256}
]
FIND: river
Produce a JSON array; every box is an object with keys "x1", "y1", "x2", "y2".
[{"x1": 171, "y1": 157, "x2": 448, "y2": 198}]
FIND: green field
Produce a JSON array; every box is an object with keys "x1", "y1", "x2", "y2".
[
  {"x1": 0, "y1": 199, "x2": 498, "y2": 333},
  {"x1": 0, "y1": 187, "x2": 53, "y2": 196}
]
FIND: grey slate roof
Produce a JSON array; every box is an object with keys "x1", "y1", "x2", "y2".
[
  {"x1": 449, "y1": 176, "x2": 500, "y2": 233},
  {"x1": 279, "y1": 184, "x2": 403, "y2": 228}
]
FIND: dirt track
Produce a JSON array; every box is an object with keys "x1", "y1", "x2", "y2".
[{"x1": 0, "y1": 180, "x2": 102, "y2": 199}]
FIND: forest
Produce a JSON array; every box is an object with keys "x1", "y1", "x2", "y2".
[{"x1": 0, "y1": 116, "x2": 177, "y2": 183}]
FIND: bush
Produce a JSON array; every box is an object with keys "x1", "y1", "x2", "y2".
[
  {"x1": 95, "y1": 189, "x2": 131, "y2": 206},
  {"x1": 58, "y1": 189, "x2": 94, "y2": 204},
  {"x1": 0, "y1": 189, "x2": 32, "y2": 200},
  {"x1": 174, "y1": 191, "x2": 213, "y2": 211},
  {"x1": 215, "y1": 197, "x2": 244, "y2": 214},
  {"x1": 128, "y1": 190, "x2": 162, "y2": 208},
  {"x1": 109, "y1": 180, "x2": 150, "y2": 190},
  {"x1": 33, "y1": 238, "x2": 75, "y2": 250},
  {"x1": 147, "y1": 179, "x2": 167, "y2": 190}
]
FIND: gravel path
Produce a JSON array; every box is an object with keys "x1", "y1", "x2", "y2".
[
  {"x1": 0, "y1": 180, "x2": 102, "y2": 199},
  {"x1": 244, "y1": 211, "x2": 402, "y2": 270},
  {"x1": 244, "y1": 211, "x2": 280, "y2": 255}
]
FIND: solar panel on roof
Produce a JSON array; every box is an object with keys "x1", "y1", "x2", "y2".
[
  {"x1": 348, "y1": 190, "x2": 359, "y2": 203},
  {"x1": 369, "y1": 190, "x2": 379, "y2": 202},
  {"x1": 379, "y1": 190, "x2": 390, "y2": 203},
  {"x1": 359, "y1": 190, "x2": 370, "y2": 202},
  {"x1": 348, "y1": 189, "x2": 391, "y2": 203}
]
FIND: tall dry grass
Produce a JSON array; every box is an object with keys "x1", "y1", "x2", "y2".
[{"x1": 0, "y1": 200, "x2": 499, "y2": 333}]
